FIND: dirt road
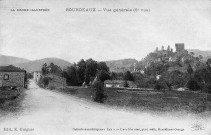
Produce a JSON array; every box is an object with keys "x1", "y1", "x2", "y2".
[{"x1": 0, "y1": 80, "x2": 210, "y2": 135}]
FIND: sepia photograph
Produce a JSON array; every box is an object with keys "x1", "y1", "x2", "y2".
[{"x1": 0, "y1": 0, "x2": 211, "y2": 135}]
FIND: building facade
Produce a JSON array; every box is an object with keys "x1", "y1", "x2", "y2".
[
  {"x1": 0, "y1": 65, "x2": 26, "y2": 88},
  {"x1": 33, "y1": 71, "x2": 42, "y2": 82}
]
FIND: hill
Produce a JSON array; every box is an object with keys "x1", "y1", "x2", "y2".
[
  {"x1": 104, "y1": 59, "x2": 138, "y2": 72},
  {"x1": 187, "y1": 49, "x2": 211, "y2": 60},
  {"x1": 15, "y1": 58, "x2": 72, "y2": 72},
  {"x1": 0, "y1": 54, "x2": 30, "y2": 66}
]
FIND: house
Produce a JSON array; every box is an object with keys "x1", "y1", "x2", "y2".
[
  {"x1": 104, "y1": 80, "x2": 137, "y2": 88},
  {"x1": 104, "y1": 80, "x2": 121, "y2": 88},
  {"x1": 33, "y1": 71, "x2": 42, "y2": 82},
  {"x1": 0, "y1": 65, "x2": 26, "y2": 88}
]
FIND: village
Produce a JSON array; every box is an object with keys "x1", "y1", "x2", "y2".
[
  {"x1": 0, "y1": 43, "x2": 211, "y2": 135},
  {"x1": 1, "y1": 0, "x2": 211, "y2": 134},
  {"x1": 0, "y1": 43, "x2": 211, "y2": 113}
]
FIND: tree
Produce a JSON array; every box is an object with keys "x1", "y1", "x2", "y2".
[
  {"x1": 194, "y1": 66, "x2": 211, "y2": 84},
  {"x1": 167, "y1": 45, "x2": 170, "y2": 51},
  {"x1": 65, "y1": 64, "x2": 78, "y2": 86},
  {"x1": 27, "y1": 72, "x2": 33, "y2": 79},
  {"x1": 42, "y1": 63, "x2": 49, "y2": 75},
  {"x1": 123, "y1": 80, "x2": 129, "y2": 87},
  {"x1": 97, "y1": 70, "x2": 110, "y2": 82},
  {"x1": 175, "y1": 56, "x2": 182, "y2": 67},
  {"x1": 187, "y1": 64, "x2": 193, "y2": 76},
  {"x1": 132, "y1": 72, "x2": 144, "y2": 83},
  {"x1": 145, "y1": 62, "x2": 168, "y2": 76},
  {"x1": 161, "y1": 70, "x2": 189, "y2": 89},
  {"x1": 77, "y1": 59, "x2": 86, "y2": 85},
  {"x1": 84, "y1": 59, "x2": 98, "y2": 84},
  {"x1": 190, "y1": 52, "x2": 195, "y2": 58},
  {"x1": 97, "y1": 62, "x2": 109, "y2": 72},
  {"x1": 187, "y1": 78, "x2": 200, "y2": 91},
  {"x1": 123, "y1": 71, "x2": 134, "y2": 81},
  {"x1": 198, "y1": 55, "x2": 203, "y2": 61},
  {"x1": 184, "y1": 59, "x2": 193, "y2": 65},
  {"x1": 206, "y1": 58, "x2": 211, "y2": 67},
  {"x1": 116, "y1": 72, "x2": 124, "y2": 80},
  {"x1": 110, "y1": 72, "x2": 117, "y2": 80},
  {"x1": 49, "y1": 62, "x2": 62, "y2": 76}
]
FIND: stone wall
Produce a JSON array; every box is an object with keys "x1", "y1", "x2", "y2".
[
  {"x1": 0, "y1": 72, "x2": 25, "y2": 87},
  {"x1": 175, "y1": 43, "x2": 185, "y2": 52}
]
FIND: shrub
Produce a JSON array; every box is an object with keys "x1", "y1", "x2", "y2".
[
  {"x1": 123, "y1": 81, "x2": 129, "y2": 87},
  {"x1": 187, "y1": 78, "x2": 200, "y2": 91},
  {"x1": 49, "y1": 85, "x2": 55, "y2": 90},
  {"x1": 123, "y1": 71, "x2": 134, "y2": 81},
  {"x1": 37, "y1": 77, "x2": 51, "y2": 88},
  {"x1": 43, "y1": 77, "x2": 51, "y2": 87},
  {"x1": 204, "y1": 83, "x2": 211, "y2": 94},
  {"x1": 136, "y1": 76, "x2": 156, "y2": 88},
  {"x1": 154, "y1": 80, "x2": 166, "y2": 90}
]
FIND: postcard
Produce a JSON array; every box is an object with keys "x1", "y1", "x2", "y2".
[{"x1": 0, "y1": 0, "x2": 211, "y2": 135}]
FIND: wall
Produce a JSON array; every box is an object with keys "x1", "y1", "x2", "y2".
[{"x1": 0, "y1": 72, "x2": 25, "y2": 87}]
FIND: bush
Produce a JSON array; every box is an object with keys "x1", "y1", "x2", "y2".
[
  {"x1": 27, "y1": 73, "x2": 33, "y2": 79},
  {"x1": 123, "y1": 71, "x2": 134, "y2": 81},
  {"x1": 43, "y1": 77, "x2": 51, "y2": 87},
  {"x1": 187, "y1": 78, "x2": 200, "y2": 91},
  {"x1": 136, "y1": 76, "x2": 156, "y2": 88},
  {"x1": 49, "y1": 85, "x2": 55, "y2": 90},
  {"x1": 37, "y1": 77, "x2": 51, "y2": 88},
  {"x1": 204, "y1": 83, "x2": 211, "y2": 94},
  {"x1": 154, "y1": 81, "x2": 166, "y2": 90},
  {"x1": 123, "y1": 81, "x2": 129, "y2": 87}
]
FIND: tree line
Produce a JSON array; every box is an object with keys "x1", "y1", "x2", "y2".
[{"x1": 41, "y1": 59, "x2": 135, "y2": 87}]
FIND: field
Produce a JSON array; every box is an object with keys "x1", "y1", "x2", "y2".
[{"x1": 55, "y1": 87, "x2": 211, "y2": 114}]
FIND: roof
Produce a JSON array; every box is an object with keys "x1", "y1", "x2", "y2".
[
  {"x1": 32, "y1": 71, "x2": 42, "y2": 73},
  {"x1": 105, "y1": 80, "x2": 125, "y2": 84},
  {"x1": 0, "y1": 65, "x2": 26, "y2": 72}
]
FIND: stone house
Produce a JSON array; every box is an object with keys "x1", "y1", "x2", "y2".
[{"x1": 0, "y1": 65, "x2": 26, "y2": 88}]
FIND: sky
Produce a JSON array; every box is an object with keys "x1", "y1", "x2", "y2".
[{"x1": 0, "y1": 0, "x2": 211, "y2": 62}]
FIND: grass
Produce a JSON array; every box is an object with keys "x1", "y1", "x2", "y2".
[
  {"x1": 55, "y1": 87, "x2": 211, "y2": 114},
  {"x1": 0, "y1": 88, "x2": 25, "y2": 117}
]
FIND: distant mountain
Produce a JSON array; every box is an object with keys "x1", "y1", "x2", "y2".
[
  {"x1": 187, "y1": 49, "x2": 211, "y2": 59},
  {"x1": 104, "y1": 59, "x2": 138, "y2": 72},
  {"x1": 0, "y1": 54, "x2": 30, "y2": 66},
  {"x1": 15, "y1": 58, "x2": 72, "y2": 72}
]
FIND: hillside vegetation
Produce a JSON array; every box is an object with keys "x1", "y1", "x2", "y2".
[{"x1": 104, "y1": 59, "x2": 138, "y2": 72}]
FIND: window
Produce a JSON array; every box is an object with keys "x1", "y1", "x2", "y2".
[{"x1": 4, "y1": 74, "x2": 9, "y2": 80}]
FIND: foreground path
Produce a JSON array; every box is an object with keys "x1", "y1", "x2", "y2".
[{"x1": 0, "y1": 81, "x2": 210, "y2": 135}]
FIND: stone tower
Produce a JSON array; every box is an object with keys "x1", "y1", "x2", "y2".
[{"x1": 175, "y1": 43, "x2": 185, "y2": 52}]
